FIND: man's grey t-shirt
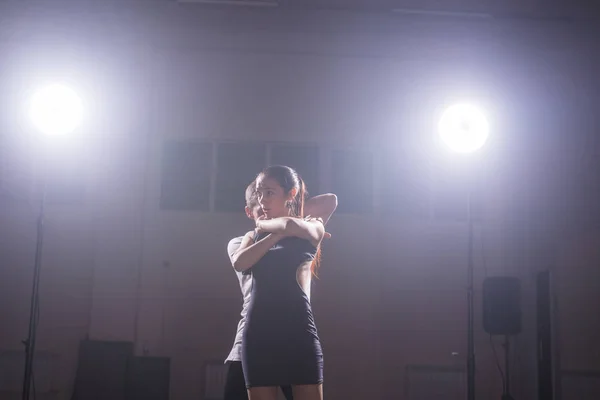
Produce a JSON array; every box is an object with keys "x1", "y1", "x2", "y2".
[{"x1": 225, "y1": 235, "x2": 252, "y2": 363}]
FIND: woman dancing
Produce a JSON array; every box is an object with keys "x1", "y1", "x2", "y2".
[
  {"x1": 224, "y1": 182, "x2": 336, "y2": 400},
  {"x1": 230, "y1": 165, "x2": 326, "y2": 400}
]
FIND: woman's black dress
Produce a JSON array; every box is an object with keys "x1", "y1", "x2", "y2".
[{"x1": 242, "y1": 235, "x2": 323, "y2": 388}]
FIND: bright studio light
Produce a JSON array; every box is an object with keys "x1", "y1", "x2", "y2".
[
  {"x1": 438, "y1": 103, "x2": 489, "y2": 153},
  {"x1": 29, "y1": 84, "x2": 83, "y2": 136}
]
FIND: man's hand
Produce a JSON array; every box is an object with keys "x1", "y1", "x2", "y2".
[{"x1": 305, "y1": 215, "x2": 332, "y2": 239}]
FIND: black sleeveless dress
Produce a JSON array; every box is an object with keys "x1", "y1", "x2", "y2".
[{"x1": 241, "y1": 235, "x2": 323, "y2": 388}]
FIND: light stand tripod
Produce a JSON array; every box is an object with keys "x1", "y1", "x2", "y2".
[
  {"x1": 21, "y1": 83, "x2": 83, "y2": 400},
  {"x1": 21, "y1": 171, "x2": 47, "y2": 400},
  {"x1": 436, "y1": 102, "x2": 490, "y2": 400},
  {"x1": 466, "y1": 189, "x2": 475, "y2": 400},
  {"x1": 501, "y1": 335, "x2": 515, "y2": 400}
]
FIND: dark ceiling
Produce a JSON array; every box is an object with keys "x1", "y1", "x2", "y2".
[
  {"x1": 0, "y1": 0, "x2": 598, "y2": 22},
  {"x1": 179, "y1": 0, "x2": 598, "y2": 20}
]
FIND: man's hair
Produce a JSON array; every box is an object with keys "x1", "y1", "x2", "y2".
[{"x1": 245, "y1": 180, "x2": 258, "y2": 208}]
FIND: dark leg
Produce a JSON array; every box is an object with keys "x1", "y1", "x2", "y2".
[
  {"x1": 224, "y1": 362, "x2": 249, "y2": 400},
  {"x1": 280, "y1": 385, "x2": 294, "y2": 400}
]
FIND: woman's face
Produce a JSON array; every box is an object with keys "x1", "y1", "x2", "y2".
[{"x1": 255, "y1": 175, "x2": 295, "y2": 219}]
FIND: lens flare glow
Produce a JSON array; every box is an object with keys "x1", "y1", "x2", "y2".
[
  {"x1": 438, "y1": 104, "x2": 489, "y2": 153},
  {"x1": 29, "y1": 84, "x2": 83, "y2": 135}
]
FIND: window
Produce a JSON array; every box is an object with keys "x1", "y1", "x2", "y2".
[
  {"x1": 215, "y1": 142, "x2": 266, "y2": 212},
  {"x1": 379, "y1": 148, "x2": 431, "y2": 219},
  {"x1": 432, "y1": 163, "x2": 482, "y2": 221},
  {"x1": 160, "y1": 141, "x2": 212, "y2": 211},
  {"x1": 0, "y1": 135, "x2": 86, "y2": 206},
  {"x1": 270, "y1": 144, "x2": 319, "y2": 196},
  {"x1": 331, "y1": 149, "x2": 373, "y2": 214},
  {"x1": 38, "y1": 140, "x2": 87, "y2": 206},
  {"x1": 433, "y1": 174, "x2": 468, "y2": 221},
  {"x1": 44, "y1": 179, "x2": 86, "y2": 205},
  {"x1": 0, "y1": 135, "x2": 35, "y2": 204}
]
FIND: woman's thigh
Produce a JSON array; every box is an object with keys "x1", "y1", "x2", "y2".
[
  {"x1": 248, "y1": 386, "x2": 279, "y2": 400},
  {"x1": 292, "y1": 384, "x2": 323, "y2": 400}
]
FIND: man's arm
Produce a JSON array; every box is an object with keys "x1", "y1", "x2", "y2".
[
  {"x1": 304, "y1": 193, "x2": 337, "y2": 225},
  {"x1": 227, "y1": 236, "x2": 244, "y2": 264}
]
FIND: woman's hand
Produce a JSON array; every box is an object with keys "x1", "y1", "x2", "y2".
[
  {"x1": 303, "y1": 215, "x2": 323, "y2": 224},
  {"x1": 254, "y1": 215, "x2": 266, "y2": 236},
  {"x1": 255, "y1": 215, "x2": 275, "y2": 237}
]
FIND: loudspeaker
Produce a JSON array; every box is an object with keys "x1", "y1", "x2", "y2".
[
  {"x1": 483, "y1": 276, "x2": 522, "y2": 335},
  {"x1": 71, "y1": 340, "x2": 134, "y2": 400},
  {"x1": 125, "y1": 357, "x2": 171, "y2": 400}
]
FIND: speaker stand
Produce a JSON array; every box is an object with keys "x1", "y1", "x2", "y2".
[{"x1": 501, "y1": 335, "x2": 515, "y2": 400}]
